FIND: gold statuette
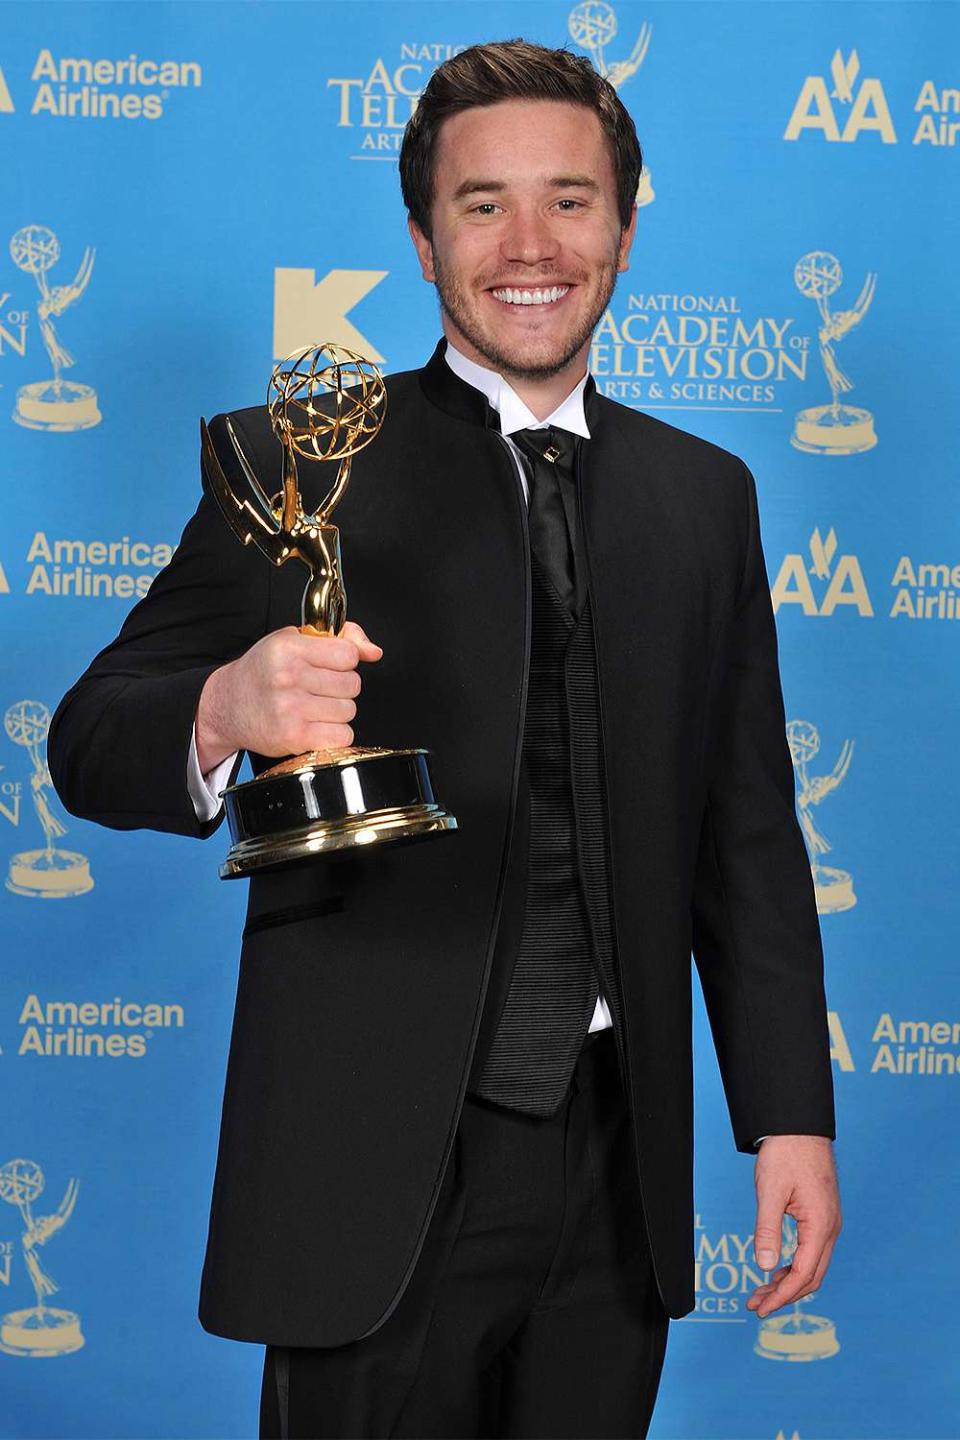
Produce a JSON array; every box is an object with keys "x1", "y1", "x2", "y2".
[{"x1": 200, "y1": 342, "x2": 457, "y2": 879}]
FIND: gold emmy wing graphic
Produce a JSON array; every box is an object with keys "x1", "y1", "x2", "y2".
[
  {"x1": 9, "y1": 225, "x2": 101, "y2": 432},
  {"x1": 754, "y1": 1216, "x2": 839, "y2": 1362},
  {"x1": 4, "y1": 701, "x2": 94, "y2": 898},
  {"x1": 792, "y1": 250, "x2": 877, "y2": 455},
  {"x1": 634, "y1": 168, "x2": 655, "y2": 207},
  {"x1": 0, "y1": 1159, "x2": 84, "y2": 1358},
  {"x1": 200, "y1": 342, "x2": 458, "y2": 879},
  {"x1": 567, "y1": 2, "x2": 655, "y2": 204},
  {"x1": 787, "y1": 719, "x2": 856, "y2": 915}
]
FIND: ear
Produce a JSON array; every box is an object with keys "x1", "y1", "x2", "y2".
[
  {"x1": 616, "y1": 205, "x2": 638, "y2": 274},
  {"x1": 407, "y1": 215, "x2": 436, "y2": 283}
]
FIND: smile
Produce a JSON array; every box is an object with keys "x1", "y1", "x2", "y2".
[{"x1": 489, "y1": 285, "x2": 571, "y2": 307}]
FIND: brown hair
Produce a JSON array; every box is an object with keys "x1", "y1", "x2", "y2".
[{"x1": 399, "y1": 39, "x2": 643, "y2": 238}]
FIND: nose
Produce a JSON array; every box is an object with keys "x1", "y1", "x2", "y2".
[{"x1": 499, "y1": 205, "x2": 560, "y2": 268}]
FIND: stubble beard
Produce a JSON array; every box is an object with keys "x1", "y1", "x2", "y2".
[{"x1": 431, "y1": 247, "x2": 621, "y2": 383}]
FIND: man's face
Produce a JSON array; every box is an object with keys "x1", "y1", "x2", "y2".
[{"x1": 408, "y1": 99, "x2": 637, "y2": 382}]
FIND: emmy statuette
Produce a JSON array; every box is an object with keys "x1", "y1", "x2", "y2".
[
  {"x1": 200, "y1": 343, "x2": 457, "y2": 879},
  {"x1": 791, "y1": 250, "x2": 878, "y2": 456},
  {"x1": 9, "y1": 225, "x2": 101, "y2": 432},
  {"x1": 0, "y1": 1159, "x2": 84, "y2": 1357},
  {"x1": 4, "y1": 700, "x2": 94, "y2": 898}
]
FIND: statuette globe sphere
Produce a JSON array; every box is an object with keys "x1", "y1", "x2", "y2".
[
  {"x1": 268, "y1": 344, "x2": 386, "y2": 465},
  {"x1": 10, "y1": 226, "x2": 60, "y2": 277}
]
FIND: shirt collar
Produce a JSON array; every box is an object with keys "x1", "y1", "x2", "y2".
[{"x1": 443, "y1": 339, "x2": 591, "y2": 440}]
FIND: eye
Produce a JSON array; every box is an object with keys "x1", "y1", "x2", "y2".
[
  {"x1": 554, "y1": 198, "x2": 584, "y2": 211},
  {"x1": 472, "y1": 203, "x2": 501, "y2": 216}
]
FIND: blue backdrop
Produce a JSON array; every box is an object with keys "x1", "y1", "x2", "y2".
[{"x1": 1, "y1": 2, "x2": 957, "y2": 1436}]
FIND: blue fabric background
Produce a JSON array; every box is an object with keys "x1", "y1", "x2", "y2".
[{"x1": 1, "y1": 3, "x2": 956, "y2": 1435}]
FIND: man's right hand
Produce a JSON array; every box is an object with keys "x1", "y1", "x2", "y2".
[{"x1": 195, "y1": 621, "x2": 383, "y2": 774}]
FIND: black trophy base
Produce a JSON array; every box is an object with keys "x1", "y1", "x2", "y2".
[{"x1": 218, "y1": 745, "x2": 457, "y2": 879}]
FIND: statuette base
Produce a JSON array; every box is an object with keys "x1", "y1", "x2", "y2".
[
  {"x1": 813, "y1": 864, "x2": 856, "y2": 914},
  {"x1": 754, "y1": 1312, "x2": 839, "y2": 1362},
  {"x1": 13, "y1": 380, "x2": 101, "y2": 432},
  {"x1": 6, "y1": 849, "x2": 94, "y2": 899},
  {"x1": 791, "y1": 404, "x2": 877, "y2": 456},
  {"x1": 0, "y1": 1306, "x2": 85, "y2": 1357},
  {"x1": 219, "y1": 745, "x2": 457, "y2": 878}
]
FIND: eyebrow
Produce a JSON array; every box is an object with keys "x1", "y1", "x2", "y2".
[{"x1": 451, "y1": 175, "x2": 601, "y2": 201}]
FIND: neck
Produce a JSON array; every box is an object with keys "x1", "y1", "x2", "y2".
[{"x1": 441, "y1": 319, "x2": 588, "y2": 422}]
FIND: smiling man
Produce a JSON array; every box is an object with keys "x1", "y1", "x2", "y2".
[
  {"x1": 49, "y1": 38, "x2": 839, "y2": 1440},
  {"x1": 406, "y1": 87, "x2": 636, "y2": 412}
]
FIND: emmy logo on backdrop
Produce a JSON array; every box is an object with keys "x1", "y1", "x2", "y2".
[
  {"x1": 0, "y1": 1159, "x2": 84, "y2": 1358},
  {"x1": 755, "y1": 1216, "x2": 839, "y2": 1362},
  {"x1": 787, "y1": 719, "x2": 856, "y2": 915},
  {"x1": 9, "y1": 225, "x2": 101, "y2": 432},
  {"x1": 4, "y1": 700, "x2": 93, "y2": 898},
  {"x1": 568, "y1": 1, "x2": 650, "y2": 88},
  {"x1": 567, "y1": 3, "x2": 655, "y2": 205},
  {"x1": 792, "y1": 250, "x2": 877, "y2": 454}
]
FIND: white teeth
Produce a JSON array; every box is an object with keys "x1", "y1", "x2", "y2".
[{"x1": 491, "y1": 285, "x2": 570, "y2": 306}]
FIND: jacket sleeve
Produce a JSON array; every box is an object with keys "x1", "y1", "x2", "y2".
[
  {"x1": 691, "y1": 460, "x2": 836, "y2": 1154},
  {"x1": 47, "y1": 413, "x2": 271, "y2": 839}
]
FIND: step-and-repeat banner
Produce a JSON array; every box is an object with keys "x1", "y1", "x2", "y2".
[{"x1": 1, "y1": 2, "x2": 957, "y2": 1437}]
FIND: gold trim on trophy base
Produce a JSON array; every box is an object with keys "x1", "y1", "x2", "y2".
[
  {"x1": 6, "y1": 849, "x2": 94, "y2": 899},
  {"x1": 790, "y1": 404, "x2": 877, "y2": 456},
  {"x1": 219, "y1": 744, "x2": 457, "y2": 878},
  {"x1": 260, "y1": 744, "x2": 408, "y2": 778},
  {"x1": 219, "y1": 805, "x2": 458, "y2": 878},
  {"x1": 0, "y1": 1306, "x2": 85, "y2": 1357}
]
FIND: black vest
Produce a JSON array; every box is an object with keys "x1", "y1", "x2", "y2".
[{"x1": 467, "y1": 447, "x2": 627, "y2": 1097}]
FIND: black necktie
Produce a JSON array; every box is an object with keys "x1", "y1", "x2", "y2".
[
  {"x1": 511, "y1": 427, "x2": 579, "y2": 617},
  {"x1": 467, "y1": 421, "x2": 600, "y2": 1117}
]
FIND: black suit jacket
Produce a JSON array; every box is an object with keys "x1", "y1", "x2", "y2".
[{"x1": 48, "y1": 340, "x2": 835, "y2": 1345}]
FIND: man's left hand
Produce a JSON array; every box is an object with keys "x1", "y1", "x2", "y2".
[{"x1": 745, "y1": 1135, "x2": 841, "y2": 1318}]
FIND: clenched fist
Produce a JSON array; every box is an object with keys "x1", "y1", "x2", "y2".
[{"x1": 195, "y1": 621, "x2": 383, "y2": 773}]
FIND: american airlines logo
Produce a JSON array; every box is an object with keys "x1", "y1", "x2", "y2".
[
  {"x1": 784, "y1": 49, "x2": 896, "y2": 144},
  {"x1": 784, "y1": 48, "x2": 959, "y2": 149},
  {"x1": 770, "y1": 527, "x2": 873, "y2": 617}
]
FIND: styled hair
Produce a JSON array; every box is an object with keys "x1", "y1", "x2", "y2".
[{"x1": 399, "y1": 39, "x2": 643, "y2": 237}]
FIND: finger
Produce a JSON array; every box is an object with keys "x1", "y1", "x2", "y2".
[
  {"x1": 799, "y1": 1233, "x2": 837, "y2": 1300},
  {"x1": 299, "y1": 634, "x2": 362, "y2": 671},
  {"x1": 752, "y1": 1214, "x2": 840, "y2": 1316},
  {"x1": 754, "y1": 1211, "x2": 785, "y2": 1273},
  {"x1": 755, "y1": 1233, "x2": 830, "y2": 1315},
  {"x1": 339, "y1": 620, "x2": 383, "y2": 661},
  {"x1": 302, "y1": 696, "x2": 357, "y2": 725},
  {"x1": 748, "y1": 1263, "x2": 791, "y2": 1294},
  {"x1": 303, "y1": 720, "x2": 354, "y2": 750},
  {"x1": 745, "y1": 1265, "x2": 791, "y2": 1310},
  {"x1": 298, "y1": 666, "x2": 362, "y2": 700},
  {"x1": 754, "y1": 1169, "x2": 794, "y2": 1272}
]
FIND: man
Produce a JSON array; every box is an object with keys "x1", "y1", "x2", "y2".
[{"x1": 49, "y1": 39, "x2": 840, "y2": 1440}]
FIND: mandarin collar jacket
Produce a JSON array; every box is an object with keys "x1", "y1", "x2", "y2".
[{"x1": 48, "y1": 339, "x2": 835, "y2": 1346}]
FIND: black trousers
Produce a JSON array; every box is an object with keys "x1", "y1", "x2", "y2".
[{"x1": 259, "y1": 1027, "x2": 669, "y2": 1439}]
